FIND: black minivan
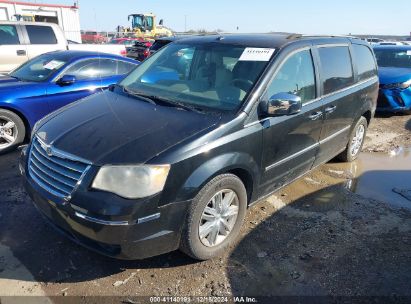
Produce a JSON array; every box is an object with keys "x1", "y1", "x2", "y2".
[{"x1": 21, "y1": 34, "x2": 379, "y2": 260}]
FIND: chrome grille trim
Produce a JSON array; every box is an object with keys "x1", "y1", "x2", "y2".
[{"x1": 28, "y1": 136, "x2": 91, "y2": 200}]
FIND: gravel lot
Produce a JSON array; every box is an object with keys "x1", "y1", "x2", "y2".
[{"x1": 0, "y1": 113, "x2": 410, "y2": 301}]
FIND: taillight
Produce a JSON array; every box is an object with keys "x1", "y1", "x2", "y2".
[
  {"x1": 143, "y1": 48, "x2": 150, "y2": 58},
  {"x1": 120, "y1": 49, "x2": 127, "y2": 56}
]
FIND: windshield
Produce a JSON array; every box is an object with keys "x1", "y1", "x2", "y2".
[
  {"x1": 131, "y1": 15, "x2": 143, "y2": 28},
  {"x1": 120, "y1": 42, "x2": 272, "y2": 111},
  {"x1": 374, "y1": 49, "x2": 411, "y2": 68},
  {"x1": 10, "y1": 54, "x2": 68, "y2": 82}
]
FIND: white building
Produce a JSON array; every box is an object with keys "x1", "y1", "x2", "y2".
[{"x1": 0, "y1": 0, "x2": 81, "y2": 42}]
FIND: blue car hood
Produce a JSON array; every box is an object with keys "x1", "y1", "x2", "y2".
[
  {"x1": 0, "y1": 76, "x2": 46, "y2": 99},
  {"x1": 378, "y1": 67, "x2": 411, "y2": 85},
  {"x1": 0, "y1": 74, "x2": 20, "y2": 84}
]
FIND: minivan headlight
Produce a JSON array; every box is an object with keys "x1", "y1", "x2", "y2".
[
  {"x1": 383, "y1": 79, "x2": 411, "y2": 90},
  {"x1": 92, "y1": 165, "x2": 170, "y2": 199}
]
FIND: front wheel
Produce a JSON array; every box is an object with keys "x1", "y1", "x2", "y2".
[
  {"x1": 338, "y1": 116, "x2": 368, "y2": 162},
  {"x1": 180, "y1": 174, "x2": 247, "y2": 260},
  {"x1": 0, "y1": 109, "x2": 25, "y2": 154}
]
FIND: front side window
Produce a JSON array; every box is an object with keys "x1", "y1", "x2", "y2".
[
  {"x1": 0, "y1": 25, "x2": 20, "y2": 45},
  {"x1": 120, "y1": 43, "x2": 272, "y2": 111},
  {"x1": 62, "y1": 59, "x2": 134, "y2": 80},
  {"x1": 374, "y1": 48, "x2": 411, "y2": 68},
  {"x1": 318, "y1": 46, "x2": 354, "y2": 95},
  {"x1": 266, "y1": 49, "x2": 316, "y2": 103},
  {"x1": 352, "y1": 44, "x2": 377, "y2": 81},
  {"x1": 26, "y1": 25, "x2": 57, "y2": 44}
]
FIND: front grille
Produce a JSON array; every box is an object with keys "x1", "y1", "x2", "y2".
[{"x1": 28, "y1": 137, "x2": 90, "y2": 199}]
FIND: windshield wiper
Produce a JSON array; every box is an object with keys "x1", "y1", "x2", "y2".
[
  {"x1": 146, "y1": 95, "x2": 205, "y2": 114},
  {"x1": 120, "y1": 86, "x2": 204, "y2": 114},
  {"x1": 121, "y1": 86, "x2": 157, "y2": 105}
]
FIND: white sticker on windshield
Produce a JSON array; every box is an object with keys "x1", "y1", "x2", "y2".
[
  {"x1": 407, "y1": 50, "x2": 411, "y2": 56},
  {"x1": 43, "y1": 60, "x2": 65, "y2": 70},
  {"x1": 239, "y1": 48, "x2": 275, "y2": 61}
]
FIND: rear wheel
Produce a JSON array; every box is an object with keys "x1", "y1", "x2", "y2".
[
  {"x1": 338, "y1": 116, "x2": 368, "y2": 162},
  {"x1": 0, "y1": 109, "x2": 25, "y2": 154},
  {"x1": 180, "y1": 174, "x2": 247, "y2": 260}
]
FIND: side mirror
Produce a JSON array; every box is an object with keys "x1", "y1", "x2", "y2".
[
  {"x1": 57, "y1": 75, "x2": 76, "y2": 86},
  {"x1": 265, "y1": 92, "x2": 302, "y2": 116},
  {"x1": 159, "y1": 19, "x2": 164, "y2": 26}
]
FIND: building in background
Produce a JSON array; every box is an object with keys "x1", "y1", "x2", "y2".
[{"x1": 0, "y1": 0, "x2": 81, "y2": 42}]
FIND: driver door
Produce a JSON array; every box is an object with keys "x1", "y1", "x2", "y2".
[{"x1": 259, "y1": 48, "x2": 324, "y2": 196}]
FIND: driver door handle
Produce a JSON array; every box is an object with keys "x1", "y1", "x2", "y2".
[
  {"x1": 16, "y1": 50, "x2": 26, "y2": 56},
  {"x1": 325, "y1": 105, "x2": 337, "y2": 114}
]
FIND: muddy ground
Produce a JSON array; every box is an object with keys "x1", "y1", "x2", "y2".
[{"x1": 0, "y1": 113, "x2": 410, "y2": 302}]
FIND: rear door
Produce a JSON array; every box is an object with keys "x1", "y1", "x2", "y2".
[
  {"x1": 313, "y1": 44, "x2": 357, "y2": 165},
  {"x1": 259, "y1": 47, "x2": 323, "y2": 195},
  {"x1": 0, "y1": 24, "x2": 28, "y2": 73},
  {"x1": 46, "y1": 58, "x2": 135, "y2": 112},
  {"x1": 22, "y1": 24, "x2": 64, "y2": 60}
]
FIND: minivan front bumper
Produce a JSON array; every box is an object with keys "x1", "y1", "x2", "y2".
[{"x1": 21, "y1": 151, "x2": 190, "y2": 260}]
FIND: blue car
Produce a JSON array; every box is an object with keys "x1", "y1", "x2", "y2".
[
  {"x1": 0, "y1": 51, "x2": 138, "y2": 153},
  {"x1": 373, "y1": 45, "x2": 411, "y2": 113}
]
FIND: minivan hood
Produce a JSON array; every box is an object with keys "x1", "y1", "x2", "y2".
[
  {"x1": 36, "y1": 91, "x2": 223, "y2": 165},
  {"x1": 378, "y1": 67, "x2": 411, "y2": 85}
]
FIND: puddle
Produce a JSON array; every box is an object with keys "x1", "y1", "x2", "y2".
[
  {"x1": 344, "y1": 147, "x2": 411, "y2": 209},
  {"x1": 280, "y1": 147, "x2": 411, "y2": 211}
]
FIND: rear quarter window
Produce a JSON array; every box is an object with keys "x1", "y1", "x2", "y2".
[
  {"x1": 352, "y1": 44, "x2": 377, "y2": 81},
  {"x1": 318, "y1": 46, "x2": 354, "y2": 95},
  {"x1": 26, "y1": 25, "x2": 57, "y2": 45}
]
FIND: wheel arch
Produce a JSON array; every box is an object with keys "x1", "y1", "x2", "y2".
[{"x1": 175, "y1": 152, "x2": 260, "y2": 206}]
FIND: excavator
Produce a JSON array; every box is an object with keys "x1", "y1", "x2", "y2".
[{"x1": 117, "y1": 13, "x2": 173, "y2": 40}]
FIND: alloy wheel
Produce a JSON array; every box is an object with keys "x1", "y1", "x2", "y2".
[
  {"x1": 350, "y1": 124, "x2": 365, "y2": 157},
  {"x1": 198, "y1": 189, "x2": 239, "y2": 247},
  {"x1": 0, "y1": 117, "x2": 18, "y2": 150}
]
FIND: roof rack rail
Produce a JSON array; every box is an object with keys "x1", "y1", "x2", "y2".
[{"x1": 299, "y1": 34, "x2": 360, "y2": 39}]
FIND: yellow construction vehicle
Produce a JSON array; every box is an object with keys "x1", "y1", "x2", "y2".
[{"x1": 119, "y1": 13, "x2": 173, "y2": 39}]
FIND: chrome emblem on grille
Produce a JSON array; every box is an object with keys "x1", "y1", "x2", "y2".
[{"x1": 40, "y1": 141, "x2": 53, "y2": 157}]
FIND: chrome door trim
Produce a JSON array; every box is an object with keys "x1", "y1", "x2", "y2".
[
  {"x1": 265, "y1": 125, "x2": 352, "y2": 172},
  {"x1": 319, "y1": 125, "x2": 351, "y2": 145},
  {"x1": 265, "y1": 143, "x2": 319, "y2": 172}
]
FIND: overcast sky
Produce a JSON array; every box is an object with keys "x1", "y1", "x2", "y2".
[{"x1": 25, "y1": 0, "x2": 411, "y2": 35}]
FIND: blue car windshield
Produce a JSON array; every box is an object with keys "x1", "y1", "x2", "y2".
[
  {"x1": 120, "y1": 42, "x2": 273, "y2": 111},
  {"x1": 9, "y1": 54, "x2": 68, "y2": 82},
  {"x1": 374, "y1": 49, "x2": 411, "y2": 68}
]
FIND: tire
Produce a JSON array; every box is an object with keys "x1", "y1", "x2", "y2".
[
  {"x1": 0, "y1": 109, "x2": 26, "y2": 154},
  {"x1": 180, "y1": 174, "x2": 247, "y2": 260},
  {"x1": 338, "y1": 116, "x2": 368, "y2": 162}
]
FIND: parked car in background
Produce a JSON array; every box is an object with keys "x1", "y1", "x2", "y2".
[
  {"x1": 0, "y1": 50, "x2": 138, "y2": 153},
  {"x1": 366, "y1": 38, "x2": 384, "y2": 45},
  {"x1": 378, "y1": 41, "x2": 406, "y2": 46},
  {"x1": 373, "y1": 45, "x2": 411, "y2": 113},
  {"x1": 81, "y1": 31, "x2": 107, "y2": 44},
  {"x1": 0, "y1": 22, "x2": 127, "y2": 73},
  {"x1": 109, "y1": 38, "x2": 144, "y2": 46},
  {"x1": 125, "y1": 40, "x2": 153, "y2": 61},
  {"x1": 148, "y1": 36, "x2": 186, "y2": 57},
  {"x1": 21, "y1": 34, "x2": 378, "y2": 260}
]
